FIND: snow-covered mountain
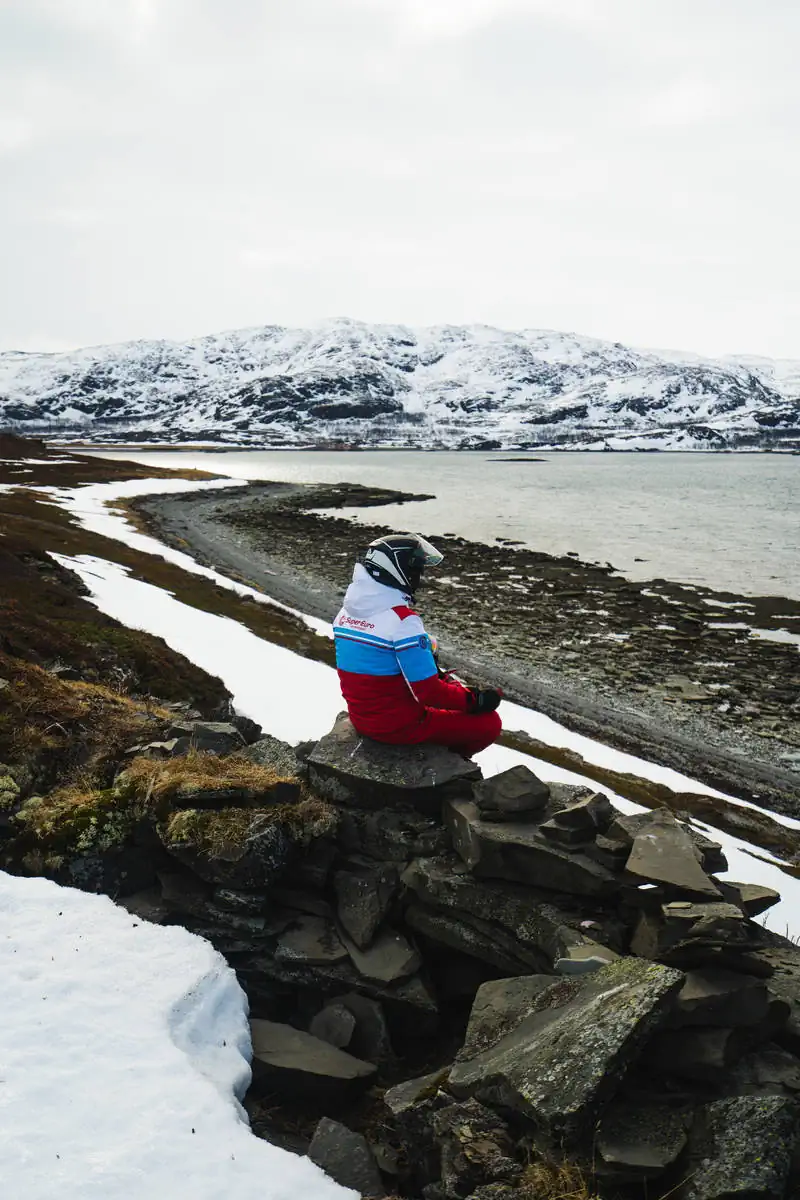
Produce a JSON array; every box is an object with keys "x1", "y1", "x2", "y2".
[{"x1": 1, "y1": 319, "x2": 798, "y2": 450}]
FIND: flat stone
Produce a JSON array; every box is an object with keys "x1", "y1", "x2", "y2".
[
  {"x1": 405, "y1": 905, "x2": 550, "y2": 976},
  {"x1": 309, "y1": 1001, "x2": 357, "y2": 1049},
  {"x1": 249, "y1": 1019, "x2": 377, "y2": 1104},
  {"x1": 684, "y1": 1096, "x2": 799, "y2": 1200},
  {"x1": 445, "y1": 799, "x2": 619, "y2": 897},
  {"x1": 759, "y1": 942, "x2": 800, "y2": 1056},
  {"x1": 117, "y1": 887, "x2": 171, "y2": 924},
  {"x1": 307, "y1": 713, "x2": 480, "y2": 815},
  {"x1": 457, "y1": 976, "x2": 558, "y2": 1062},
  {"x1": 719, "y1": 880, "x2": 781, "y2": 918},
  {"x1": 341, "y1": 925, "x2": 421, "y2": 984},
  {"x1": 334, "y1": 861, "x2": 399, "y2": 950},
  {"x1": 597, "y1": 1100, "x2": 689, "y2": 1177},
  {"x1": 308, "y1": 1119, "x2": 384, "y2": 1198},
  {"x1": 270, "y1": 887, "x2": 334, "y2": 919},
  {"x1": 609, "y1": 812, "x2": 727, "y2": 874},
  {"x1": 275, "y1": 916, "x2": 349, "y2": 966},
  {"x1": 170, "y1": 779, "x2": 301, "y2": 809},
  {"x1": 449, "y1": 958, "x2": 683, "y2": 1145},
  {"x1": 549, "y1": 791, "x2": 614, "y2": 834},
  {"x1": 473, "y1": 765, "x2": 550, "y2": 822},
  {"x1": 383, "y1": 1067, "x2": 451, "y2": 1116},
  {"x1": 538, "y1": 818, "x2": 593, "y2": 847},
  {"x1": 554, "y1": 941, "x2": 619, "y2": 976},
  {"x1": 166, "y1": 720, "x2": 246, "y2": 755},
  {"x1": 671, "y1": 968, "x2": 771, "y2": 1028},
  {"x1": 631, "y1": 902, "x2": 749, "y2": 961},
  {"x1": 588, "y1": 833, "x2": 631, "y2": 870},
  {"x1": 243, "y1": 953, "x2": 438, "y2": 1037},
  {"x1": 401, "y1": 856, "x2": 616, "y2": 967},
  {"x1": 625, "y1": 811, "x2": 721, "y2": 897}
]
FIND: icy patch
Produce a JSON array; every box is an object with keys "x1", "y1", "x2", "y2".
[
  {"x1": 51, "y1": 554, "x2": 342, "y2": 745},
  {"x1": 41, "y1": 476, "x2": 331, "y2": 638},
  {"x1": 0, "y1": 871, "x2": 352, "y2": 1200}
]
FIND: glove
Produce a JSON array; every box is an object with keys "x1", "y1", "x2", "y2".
[{"x1": 469, "y1": 687, "x2": 502, "y2": 714}]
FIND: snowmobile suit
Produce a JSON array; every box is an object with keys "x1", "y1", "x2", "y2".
[{"x1": 333, "y1": 564, "x2": 501, "y2": 757}]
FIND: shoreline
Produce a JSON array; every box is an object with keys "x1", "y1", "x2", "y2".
[{"x1": 132, "y1": 481, "x2": 800, "y2": 816}]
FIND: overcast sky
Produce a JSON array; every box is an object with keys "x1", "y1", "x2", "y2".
[{"x1": 2, "y1": 0, "x2": 799, "y2": 358}]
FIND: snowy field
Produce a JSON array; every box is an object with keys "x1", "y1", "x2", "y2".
[{"x1": 0, "y1": 872, "x2": 352, "y2": 1200}]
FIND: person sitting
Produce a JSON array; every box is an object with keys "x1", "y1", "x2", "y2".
[{"x1": 333, "y1": 533, "x2": 502, "y2": 758}]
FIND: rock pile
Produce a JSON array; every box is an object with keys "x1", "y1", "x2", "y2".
[{"x1": 8, "y1": 712, "x2": 800, "y2": 1198}]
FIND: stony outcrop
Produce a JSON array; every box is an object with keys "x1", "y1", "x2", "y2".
[
  {"x1": 7, "y1": 717, "x2": 800, "y2": 1199},
  {"x1": 307, "y1": 713, "x2": 479, "y2": 814}
]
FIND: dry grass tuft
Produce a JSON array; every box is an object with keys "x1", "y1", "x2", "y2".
[
  {"x1": 121, "y1": 749, "x2": 295, "y2": 803},
  {"x1": 163, "y1": 796, "x2": 337, "y2": 856},
  {"x1": 519, "y1": 1159, "x2": 600, "y2": 1200},
  {"x1": 0, "y1": 656, "x2": 170, "y2": 785}
]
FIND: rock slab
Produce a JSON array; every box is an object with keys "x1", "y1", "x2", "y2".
[
  {"x1": 449, "y1": 958, "x2": 684, "y2": 1145},
  {"x1": 445, "y1": 799, "x2": 619, "y2": 897},
  {"x1": 684, "y1": 1095, "x2": 799, "y2": 1200},
  {"x1": 249, "y1": 1019, "x2": 377, "y2": 1104},
  {"x1": 308, "y1": 1118, "x2": 384, "y2": 1198},
  {"x1": 307, "y1": 713, "x2": 480, "y2": 814}
]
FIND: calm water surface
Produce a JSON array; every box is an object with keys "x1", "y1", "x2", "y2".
[{"x1": 93, "y1": 451, "x2": 800, "y2": 600}]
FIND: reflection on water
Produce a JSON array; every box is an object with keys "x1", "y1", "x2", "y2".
[{"x1": 90, "y1": 450, "x2": 800, "y2": 599}]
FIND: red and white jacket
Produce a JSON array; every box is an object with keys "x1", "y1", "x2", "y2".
[{"x1": 333, "y1": 564, "x2": 471, "y2": 738}]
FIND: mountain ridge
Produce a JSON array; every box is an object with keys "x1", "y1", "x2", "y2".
[{"x1": 1, "y1": 318, "x2": 798, "y2": 450}]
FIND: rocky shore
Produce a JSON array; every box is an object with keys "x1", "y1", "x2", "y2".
[{"x1": 133, "y1": 481, "x2": 800, "y2": 816}]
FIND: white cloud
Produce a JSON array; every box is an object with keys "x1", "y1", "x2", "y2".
[{"x1": 0, "y1": 0, "x2": 799, "y2": 357}]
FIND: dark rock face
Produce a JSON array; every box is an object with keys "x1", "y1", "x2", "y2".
[
  {"x1": 456, "y1": 976, "x2": 557, "y2": 1062},
  {"x1": 670, "y1": 968, "x2": 771, "y2": 1028},
  {"x1": 308, "y1": 1118, "x2": 384, "y2": 1197},
  {"x1": 165, "y1": 720, "x2": 246, "y2": 756},
  {"x1": 334, "y1": 860, "x2": 398, "y2": 949},
  {"x1": 449, "y1": 959, "x2": 684, "y2": 1144},
  {"x1": 433, "y1": 1099, "x2": 521, "y2": 1198},
  {"x1": 445, "y1": 798, "x2": 619, "y2": 896},
  {"x1": 307, "y1": 714, "x2": 480, "y2": 814},
  {"x1": 596, "y1": 1100, "x2": 689, "y2": 1178},
  {"x1": 625, "y1": 810, "x2": 721, "y2": 897},
  {"x1": 473, "y1": 764, "x2": 550, "y2": 822},
  {"x1": 402, "y1": 855, "x2": 620, "y2": 970},
  {"x1": 684, "y1": 1095, "x2": 799, "y2": 1200}
]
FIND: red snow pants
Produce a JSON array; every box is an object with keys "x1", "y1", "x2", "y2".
[{"x1": 364, "y1": 708, "x2": 502, "y2": 759}]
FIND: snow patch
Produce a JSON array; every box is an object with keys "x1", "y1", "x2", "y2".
[{"x1": 0, "y1": 871, "x2": 353, "y2": 1200}]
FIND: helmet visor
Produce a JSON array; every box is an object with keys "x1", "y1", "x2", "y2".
[{"x1": 414, "y1": 534, "x2": 444, "y2": 569}]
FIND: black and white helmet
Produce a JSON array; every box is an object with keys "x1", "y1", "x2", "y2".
[{"x1": 363, "y1": 533, "x2": 444, "y2": 595}]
